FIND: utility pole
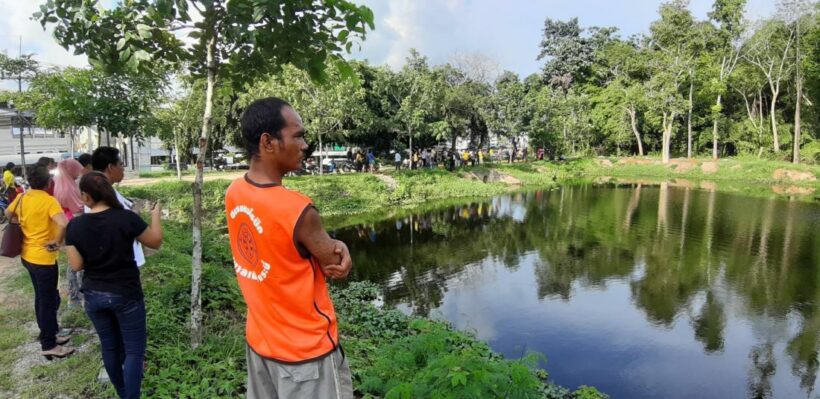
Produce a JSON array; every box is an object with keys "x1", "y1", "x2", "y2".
[
  {"x1": 1, "y1": 37, "x2": 37, "y2": 179},
  {"x1": 16, "y1": 38, "x2": 27, "y2": 178}
]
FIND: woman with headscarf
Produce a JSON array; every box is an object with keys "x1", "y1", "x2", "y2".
[
  {"x1": 54, "y1": 158, "x2": 86, "y2": 306},
  {"x1": 54, "y1": 159, "x2": 85, "y2": 220}
]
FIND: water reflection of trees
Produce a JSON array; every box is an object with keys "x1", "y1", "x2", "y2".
[{"x1": 333, "y1": 184, "x2": 819, "y2": 397}]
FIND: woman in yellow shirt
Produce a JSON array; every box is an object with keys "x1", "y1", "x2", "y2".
[
  {"x1": 3, "y1": 162, "x2": 14, "y2": 189},
  {"x1": 4, "y1": 166, "x2": 73, "y2": 359}
]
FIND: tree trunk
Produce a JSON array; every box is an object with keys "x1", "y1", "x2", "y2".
[
  {"x1": 190, "y1": 31, "x2": 217, "y2": 349},
  {"x1": 628, "y1": 107, "x2": 643, "y2": 156},
  {"x1": 130, "y1": 135, "x2": 136, "y2": 171},
  {"x1": 662, "y1": 112, "x2": 674, "y2": 164},
  {"x1": 771, "y1": 88, "x2": 780, "y2": 153},
  {"x1": 408, "y1": 125, "x2": 413, "y2": 168},
  {"x1": 792, "y1": 23, "x2": 801, "y2": 165},
  {"x1": 69, "y1": 127, "x2": 75, "y2": 159},
  {"x1": 758, "y1": 91, "x2": 765, "y2": 156},
  {"x1": 688, "y1": 77, "x2": 693, "y2": 159},
  {"x1": 711, "y1": 94, "x2": 721, "y2": 159},
  {"x1": 17, "y1": 76, "x2": 27, "y2": 178},
  {"x1": 174, "y1": 127, "x2": 183, "y2": 181},
  {"x1": 16, "y1": 111, "x2": 27, "y2": 178},
  {"x1": 318, "y1": 132, "x2": 323, "y2": 175}
]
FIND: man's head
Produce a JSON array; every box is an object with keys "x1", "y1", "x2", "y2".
[
  {"x1": 77, "y1": 153, "x2": 93, "y2": 175},
  {"x1": 240, "y1": 97, "x2": 308, "y2": 173},
  {"x1": 27, "y1": 166, "x2": 51, "y2": 190},
  {"x1": 91, "y1": 146, "x2": 125, "y2": 184},
  {"x1": 36, "y1": 157, "x2": 56, "y2": 170},
  {"x1": 4, "y1": 162, "x2": 14, "y2": 171}
]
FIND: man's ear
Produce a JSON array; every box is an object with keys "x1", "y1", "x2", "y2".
[{"x1": 261, "y1": 133, "x2": 277, "y2": 154}]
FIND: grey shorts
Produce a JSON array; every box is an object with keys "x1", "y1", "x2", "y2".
[{"x1": 245, "y1": 345, "x2": 353, "y2": 399}]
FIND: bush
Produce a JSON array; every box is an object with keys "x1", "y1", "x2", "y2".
[
  {"x1": 332, "y1": 282, "x2": 599, "y2": 399},
  {"x1": 802, "y1": 140, "x2": 820, "y2": 164}
]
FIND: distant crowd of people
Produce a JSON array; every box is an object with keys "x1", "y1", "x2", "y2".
[
  {"x1": 390, "y1": 145, "x2": 546, "y2": 172},
  {"x1": 301, "y1": 145, "x2": 548, "y2": 175}
]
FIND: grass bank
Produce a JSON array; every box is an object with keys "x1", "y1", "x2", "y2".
[{"x1": 122, "y1": 157, "x2": 818, "y2": 229}]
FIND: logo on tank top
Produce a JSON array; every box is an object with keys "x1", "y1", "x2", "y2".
[
  {"x1": 237, "y1": 223, "x2": 259, "y2": 266},
  {"x1": 230, "y1": 204, "x2": 270, "y2": 282}
]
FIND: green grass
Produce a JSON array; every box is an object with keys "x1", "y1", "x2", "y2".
[
  {"x1": 0, "y1": 306, "x2": 28, "y2": 392},
  {"x1": 137, "y1": 170, "x2": 196, "y2": 178},
  {"x1": 0, "y1": 261, "x2": 29, "y2": 394},
  {"x1": 23, "y1": 349, "x2": 112, "y2": 398},
  {"x1": 583, "y1": 156, "x2": 820, "y2": 186},
  {"x1": 0, "y1": 258, "x2": 108, "y2": 397}
]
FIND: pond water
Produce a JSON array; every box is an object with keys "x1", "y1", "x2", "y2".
[{"x1": 332, "y1": 183, "x2": 820, "y2": 399}]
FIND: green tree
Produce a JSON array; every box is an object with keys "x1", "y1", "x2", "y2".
[
  {"x1": 537, "y1": 18, "x2": 594, "y2": 90},
  {"x1": 777, "y1": 0, "x2": 817, "y2": 164},
  {"x1": 488, "y1": 71, "x2": 528, "y2": 157},
  {"x1": 744, "y1": 19, "x2": 796, "y2": 154},
  {"x1": 525, "y1": 83, "x2": 561, "y2": 155},
  {"x1": 434, "y1": 64, "x2": 491, "y2": 152},
  {"x1": 394, "y1": 50, "x2": 443, "y2": 156},
  {"x1": 592, "y1": 37, "x2": 650, "y2": 155},
  {"x1": 0, "y1": 52, "x2": 41, "y2": 177},
  {"x1": 39, "y1": 0, "x2": 374, "y2": 347},
  {"x1": 706, "y1": 0, "x2": 747, "y2": 159},
  {"x1": 647, "y1": 0, "x2": 697, "y2": 163},
  {"x1": 729, "y1": 62, "x2": 771, "y2": 154}
]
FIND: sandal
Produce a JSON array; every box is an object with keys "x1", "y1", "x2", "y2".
[{"x1": 41, "y1": 345, "x2": 75, "y2": 360}]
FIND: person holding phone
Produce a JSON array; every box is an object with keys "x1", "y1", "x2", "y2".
[
  {"x1": 4, "y1": 166, "x2": 72, "y2": 359},
  {"x1": 65, "y1": 172, "x2": 163, "y2": 399}
]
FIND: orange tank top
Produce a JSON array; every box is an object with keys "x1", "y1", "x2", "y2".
[{"x1": 225, "y1": 175, "x2": 338, "y2": 363}]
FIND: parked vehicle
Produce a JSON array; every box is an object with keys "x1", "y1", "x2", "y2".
[{"x1": 166, "y1": 162, "x2": 189, "y2": 171}]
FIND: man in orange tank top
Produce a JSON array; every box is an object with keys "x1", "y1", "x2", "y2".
[{"x1": 226, "y1": 97, "x2": 354, "y2": 398}]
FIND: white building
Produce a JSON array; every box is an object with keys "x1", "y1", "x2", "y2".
[{"x1": 0, "y1": 107, "x2": 169, "y2": 171}]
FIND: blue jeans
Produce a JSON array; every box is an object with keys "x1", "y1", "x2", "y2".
[{"x1": 84, "y1": 290, "x2": 146, "y2": 399}]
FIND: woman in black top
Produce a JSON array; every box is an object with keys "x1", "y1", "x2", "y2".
[{"x1": 65, "y1": 172, "x2": 162, "y2": 399}]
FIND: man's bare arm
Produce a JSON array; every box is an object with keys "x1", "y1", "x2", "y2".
[{"x1": 296, "y1": 207, "x2": 352, "y2": 280}]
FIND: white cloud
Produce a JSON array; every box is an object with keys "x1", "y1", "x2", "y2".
[
  {"x1": 0, "y1": 0, "x2": 89, "y2": 68},
  {"x1": 1, "y1": 0, "x2": 778, "y2": 88},
  {"x1": 0, "y1": 0, "x2": 89, "y2": 91},
  {"x1": 350, "y1": 0, "x2": 777, "y2": 76}
]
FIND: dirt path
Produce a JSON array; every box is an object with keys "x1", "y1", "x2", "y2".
[
  {"x1": 119, "y1": 170, "x2": 246, "y2": 187},
  {"x1": 0, "y1": 229, "x2": 100, "y2": 398},
  {"x1": 0, "y1": 228, "x2": 22, "y2": 303}
]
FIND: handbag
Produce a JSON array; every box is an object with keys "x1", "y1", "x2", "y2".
[{"x1": 1, "y1": 194, "x2": 24, "y2": 258}]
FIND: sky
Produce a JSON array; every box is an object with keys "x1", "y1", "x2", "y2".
[{"x1": 0, "y1": 0, "x2": 777, "y2": 89}]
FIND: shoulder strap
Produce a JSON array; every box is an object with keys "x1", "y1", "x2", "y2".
[{"x1": 10, "y1": 193, "x2": 23, "y2": 221}]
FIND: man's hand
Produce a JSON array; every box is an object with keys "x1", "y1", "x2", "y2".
[
  {"x1": 321, "y1": 240, "x2": 352, "y2": 280},
  {"x1": 44, "y1": 241, "x2": 60, "y2": 252}
]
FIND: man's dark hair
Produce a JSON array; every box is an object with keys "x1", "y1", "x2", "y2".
[
  {"x1": 240, "y1": 97, "x2": 291, "y2": 158},
  {"x1": 77, "y1": 153, "x2": 92, "y2": 168},
  {"x1": 92, "y1": 147, "x2": 121, "y2": 172},
  {"x1": 27, "y1": 166, "x2": 51, "y2": 190},
  {"x1": 36, "y1": 157, "x2": 55, "y2": 168},
  {"x1": 4, "y1": 162, "x2": 13, "y2": 171}
]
